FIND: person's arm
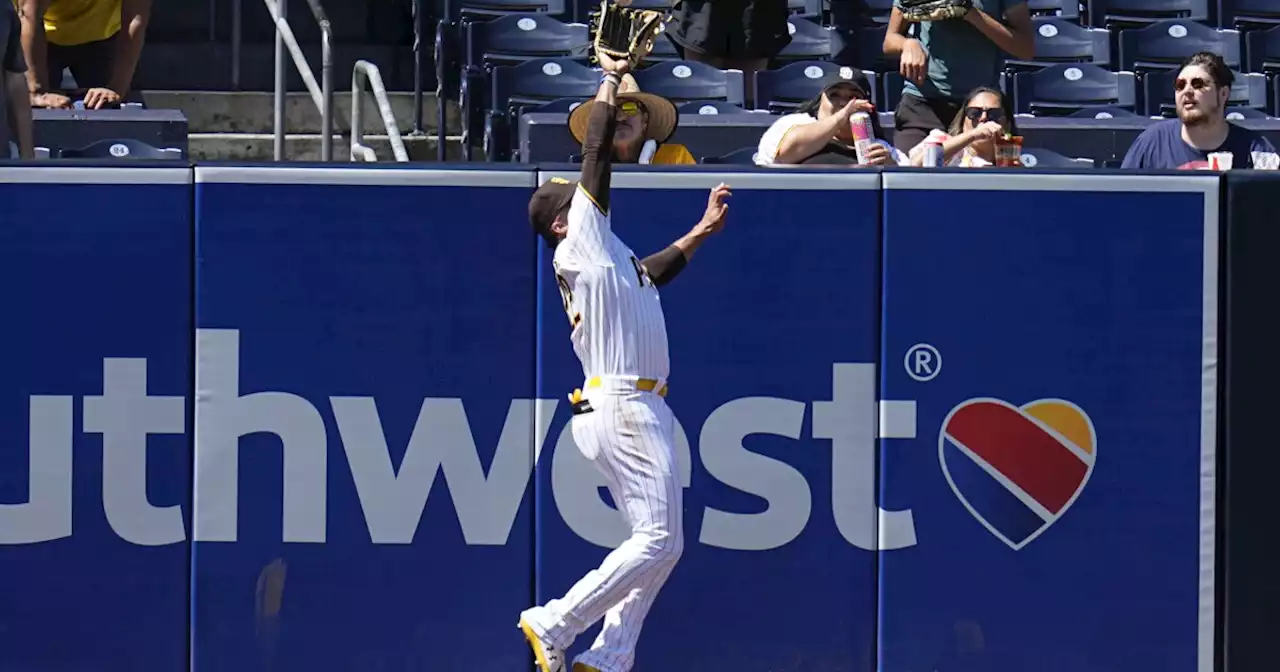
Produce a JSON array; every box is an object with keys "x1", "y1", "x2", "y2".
[
  {"x1": 16, "y1": 0, "x2": 65, "y2": 108},
  {"x1": 910, "y1": 122, "x2": 1004, "y2": 165},
  {"x1": 963, "y1": 1, "x2": 1034, "y2": 61},
  {"x1": 772, "y1": 101, "x2": 869, "y2": 164},
  {"x1": 5, "y1": 7, "x2": 32, "y2": 158},
  {"x1": 883, "y1": 8, "x2": 928, "y2": 84},
  {"x1": 641, "y1": 183, "x2": 730, "y2": 287},
  {"x1": 578, "y1": 61, "x2": 623, "y2": 213},
  {"x1": 83, "y1": 0, "x2": 150, "y2": 109}
]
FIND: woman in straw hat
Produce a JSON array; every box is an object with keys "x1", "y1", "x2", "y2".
[{"x1": 567, "y1": 75, "x2": 696, "y2": 165}]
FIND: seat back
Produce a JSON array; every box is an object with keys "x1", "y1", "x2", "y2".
[
  {"x1": 1012, "y1": 63, "x2": 1137, "y2": 114},
  {"x1": 632, "y1": 61, "x2": 747, "y2": 105}
]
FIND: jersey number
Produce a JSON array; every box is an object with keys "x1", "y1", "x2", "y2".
[
  {"x1": 555, "y1": 273, "x2": 582, "y2": 328},
  {"x1": 630, "y1": 256, "x2": 655, "y2": 288}
]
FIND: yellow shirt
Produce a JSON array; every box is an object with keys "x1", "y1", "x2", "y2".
[
  {"x1": 652, "y1": 143, "x2": 695, "y2": 165},
  {"x1": 41, "y1": 0, "x2": 121, "y2": 47}
]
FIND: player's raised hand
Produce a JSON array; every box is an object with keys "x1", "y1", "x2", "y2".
[{"x1": 698, "y1": 183, "x2": 731, "y2": 235}]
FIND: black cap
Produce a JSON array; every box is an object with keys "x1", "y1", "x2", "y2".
[
  {"x1": 528, "y1": 177, "x2": 577, "y2": 248},
  {"x1": 820, "y1": 67, "x2": 873, "y2": 99}
]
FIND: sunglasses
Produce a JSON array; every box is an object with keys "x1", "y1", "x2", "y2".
[
  {"x1": 1174, "y1": 76, "x2": 1214, "y2": 92},
  {"x1": 617, "y1": 101, "x2": 645, "y2": 117},
  {"x1": 964, "y1": 106, "x2": 1005, "y2": 123}
]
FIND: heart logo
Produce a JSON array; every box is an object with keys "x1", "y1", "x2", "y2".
[{"x1": 938, "y1": 398, "x2": 1097, "y2": 550}]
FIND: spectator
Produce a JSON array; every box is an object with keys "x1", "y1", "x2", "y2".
[
  {"x1": 15, "y1": 0, "x2": 151, "y2": 109},
  {"x1": 667, "y1": 0, "x2": 791, "y2": 107},
  {"x1": 568, "y1": 74, "x2": 695, "y2": 164},
  {"x1": 1122, "y1": 51, "x2": 1278, "y2": 170},
  {"x1": 754, "y1": 69, "x2": 908, "y2": 165},
  {"x1": 2, "y1": 2, "x2": 32, "y2": 158},
  {"x1": 907, "y1": 86, "x2": 1015, "y2": 167},
  {"x1": 882, "y1": 0, "x2": 1033, "y2": 153}
]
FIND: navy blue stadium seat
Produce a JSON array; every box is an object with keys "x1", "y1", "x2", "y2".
[
  {"x1": 58, "y1": 138, "x2": 182, "y2": 160},
  {"x1": 487, "y1": 58, "x2": 598, "y2": 160},
  {"x1": 1012, "y1": 63, "x2": 1138, "y2": 114},
  {"x1": 836, "y1": 24, "x2": 898, "y2": 73},
  {"x1": 776, "y1": 17, "x2": 846, "y2": 63},
  {"x1": 677, "y1": 100, "x2": 754, "y2": 114},
  {"x1": 1087, "y1": 0, "x2": 1210, "y2": 26},
  {"x1": 434, "y1": 0, "x2": 571, "y2": 159},
  {"x1": 460, "y1": 14, "x2": 590, "y2": 159},
  {"x1": 1006, "y1": 18, "x2": 1113, "y2": 73},
  {"x1": 574, "y1": 0, "x2": 671, "y2": 22},
  {"x1": 881, "y1": 70, "x2": 905, "y2": 110},
  {"x1": 1117, "y1": 20, "x2": 1242, "y2": 72},
  {"x1": 527, "y1": 96, "x2": 590, "y2": 113},
  {"x1": 1245, "y1": 24, "x2": 1280, "y2": 72},
  {"x1": 1016, "y1": 146, "x2": 1098, "y2": 166},
  {"x1": 632, "y1": 61, "x2": 747, "y2": 105},
  {"x1": 1219, "y1": 0, "x2": 1280, "y2": 28},
  {"x1": 755, "y1": 61, "x2": 880, "y2": 112},
  {"x1": 1065, "y1": 104, "x2": 1143, "y2": 116},
  {"x1": 1027, "y1": 0, "x2": 1084, "y2": 20},
  {"x1": 643, "y1": 33, "x2": 684, "y2": 64},
  {"x1": 1140, "y1": 67, "x2": 1266, "y2": 115},
  {"x1": 1223, "y1": 106, "x2": 1275, "y2": 118},
  {"x1": 701, "y1": 146, "x2": 761, "y2": 164}
]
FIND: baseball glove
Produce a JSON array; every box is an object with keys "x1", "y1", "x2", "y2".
[
  {"x1": 896, "y1": 0, "x2": 972, "y2": 22},
  {"x1": 589, "y1": 0, "x2": 670, "y2": 68}
]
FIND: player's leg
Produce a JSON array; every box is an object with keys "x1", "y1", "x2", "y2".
[
  {"x1": 522, "y1": 394, "x2": 684, "y2": 666},
  {"x1": 572, "y1": 516, "x2": 680, "y2": 671}
]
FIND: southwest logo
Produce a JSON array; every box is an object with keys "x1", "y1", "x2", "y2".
[{"x1": 938, "y1": 398, "x2": 1096, "y2": 550}]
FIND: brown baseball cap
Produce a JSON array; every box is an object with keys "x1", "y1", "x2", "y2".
[{"x1": 529, "y1": 176, "x2": 577, "y2": 247}]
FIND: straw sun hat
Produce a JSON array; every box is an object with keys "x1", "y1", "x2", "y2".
[{"x1": 567, "y1": 77, "x2": 679, "y2": 146}]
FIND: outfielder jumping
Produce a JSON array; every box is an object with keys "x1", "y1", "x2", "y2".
[{"x1": 520, "y1": 36, "x2": 731, "y2": 672}]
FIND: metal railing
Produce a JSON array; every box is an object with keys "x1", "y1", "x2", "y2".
[
  {"x1": 262, "y1": 0, "x2": 334, "y2": 161},
  {"x1": 351, "y1": 60, "x2": 409, "y2": 162}
]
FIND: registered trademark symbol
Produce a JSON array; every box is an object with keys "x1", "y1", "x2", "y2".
[{"x1": 904, "y1": 343, "x2": 941, "y2": 382}]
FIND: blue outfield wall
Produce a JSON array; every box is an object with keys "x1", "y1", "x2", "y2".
[{"x1": 0, "y1": 164, "x2": 1218, "y2": 672}]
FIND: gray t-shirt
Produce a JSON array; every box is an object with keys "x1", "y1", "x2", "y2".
[
  {"x1": 0, "y1": 3, "x2": 27, "y2": 156},
  {"x1": 902, "y1": 0, "x2": 1022, "y2": 103}
]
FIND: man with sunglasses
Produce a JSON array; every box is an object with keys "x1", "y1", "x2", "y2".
[
  {"x1": 1122, "y1": 51, "x2": 1278, "y2": 170},
  {"x1": 567, "y1": 74, "x2": 695, "y2": 165}
]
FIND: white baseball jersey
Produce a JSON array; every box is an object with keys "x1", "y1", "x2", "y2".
[{"x1": 552, "y1": 185, "x2": 670, "y2": 381}]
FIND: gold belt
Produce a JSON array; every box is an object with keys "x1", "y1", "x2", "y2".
[{"x1": 569, "y1": 377, "x2": 669, "y2": 404}]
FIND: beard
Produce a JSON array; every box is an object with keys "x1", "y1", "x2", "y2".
[{"x1": 1177, "y1": 99, "x2": 1218, "y2": 127}]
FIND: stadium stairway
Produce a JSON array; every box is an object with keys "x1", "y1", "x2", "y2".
[{"x1": 140, "y1": 89, "x2": 463, "y2": 161}]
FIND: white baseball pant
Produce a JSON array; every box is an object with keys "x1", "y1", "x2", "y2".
[{"x1": 524, "y1": 389, "x2": 684, "y2": 672}]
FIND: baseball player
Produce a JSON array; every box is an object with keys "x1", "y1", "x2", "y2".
[{"x1": 521, "y1": 49, "x2": 731, "y2": 672}]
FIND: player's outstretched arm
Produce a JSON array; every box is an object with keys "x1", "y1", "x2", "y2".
[
  {"x1": 642, "y1": 183, "x2": 731, "y2": 287},
  {"x1": 578, "y1": 52, "x2": 627, "y2": 213}
]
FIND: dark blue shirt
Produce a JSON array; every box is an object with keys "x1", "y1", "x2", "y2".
[{"x1": 1121, "y1": 118, "x2": 1278, "y2": 170}]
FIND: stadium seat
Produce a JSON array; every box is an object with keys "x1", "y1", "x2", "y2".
[
  {"x1": 1017, "y1": 146, "x2": 1098, "y2": 166},
  {"x1": 1219, "y1": 0, "x2": 1280, "y2": 28},
  {"x1": 836, "y1": 24, "x2": 898, "y2": 73},
  {"x1": 677, "y1": 100, "x2": 755, "y2": 114},
  {"x1": 487, "y1": 58, "x2": 598, "y2": 160},
  {"x1": 755, "y1": 61, "x2": 880, "y2": 112},
  {"x1": 1140, "y1": 67, "x2": 1267, "y2": 115},
  {"x1": 527, "y1": 96, "x2": 591, "y2": 113},
  {"x1": 574, "y1": 0, "x2": 671, "y2": 22},
  {"x1": 701, "y1": 146, "x2": 761, "y2": 164},
  {"x1": 1005, "y1": 17, "x2": 1113, "y2": 73},
  {"x1": 434, "y1": 0, "x2": 572, "y2": 159},
  {"x1": 57, "y1": 139, "x2": 183, "y2": 160},
  {"x1": 1087, "y1": 0, "x2": 1210, "y2": 27},
  {"x1": 460, "y1": 14, "x2": 590, "y2": 159},
  {"x1": 776, "y1": 17, "x2": 845, "y2": 64},
  {"x1": 644, "y1": 33, "x2": 684, "y2": 64},
  {"x1": 1065, "y1": 104, "x2": 1143, "y2": 116},
  {"x1": 632, "y1": 61, "x2": 747, "y2": 105},
  {"x1": 1027, "y1": 0, "x2": 1083, "y2": 21},
  {"x1": 1244, "y1": 24, "x2": 1280, "y2": 72},
  {"x1": 881, "y1": 70, "x2": 905, "y2": 110},
  {"x1": 1117, "y1": 20, "x2": 1242, "y2": 72},
  {"x1": 1223, "y1": 106, "x2": 1275, "y2": 118},
  {"x1": 1012, "y1": 63, "x2": 1138, "y2": 114}
]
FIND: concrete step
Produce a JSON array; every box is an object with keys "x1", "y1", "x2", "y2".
[
  {"x1": 143, "y1": 90, "x2": 460, "y2": 135},
  {"x1": 188, "y1": 132, "x2": 464, "y2": 162}
]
